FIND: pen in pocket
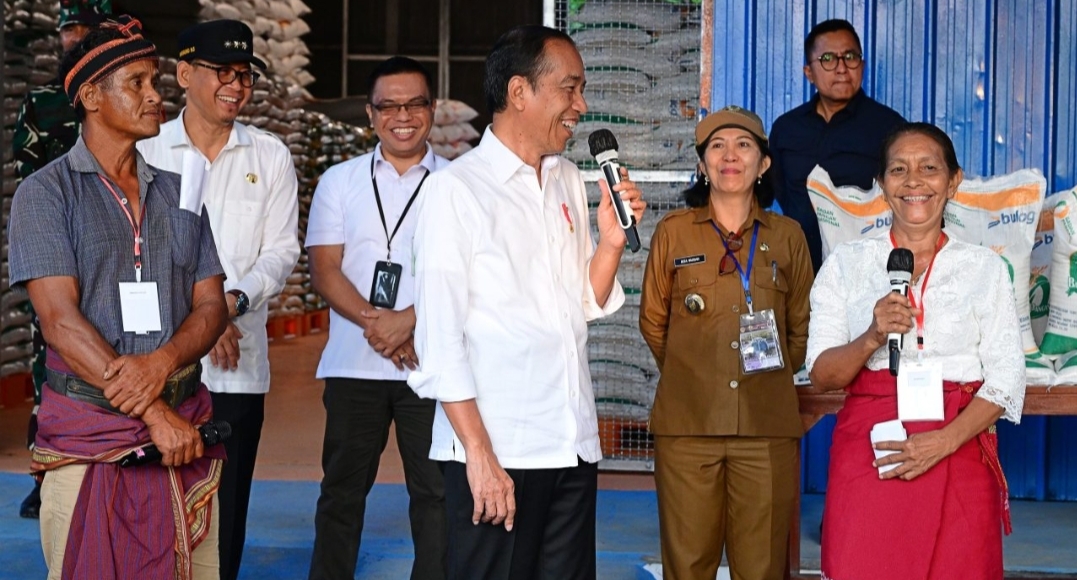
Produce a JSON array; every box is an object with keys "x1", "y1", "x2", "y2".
[{"x1": 771, "y1": 260, "x2": 777, "y2": 283}]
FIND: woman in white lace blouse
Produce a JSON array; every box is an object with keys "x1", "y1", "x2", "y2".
[{"x1": 805, "y1": 123, "x2": 1025, "y2": 580}]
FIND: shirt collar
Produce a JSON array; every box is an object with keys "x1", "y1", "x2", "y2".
[
  {"x1": 372, "y1": 142, "x2": 439, "y2": 177},
  {"x1": 691, "y1": 200, "x2": 772, "y2": 233},
  {"x1": 67, "y1": 136, "x2": 156, "y2": 183},
  {"x1": 168, "y1": 107, "x2": 249, "y2": 153},
  {"x1": 476, "y1": 126, "x2": 561, "y2": 185}
]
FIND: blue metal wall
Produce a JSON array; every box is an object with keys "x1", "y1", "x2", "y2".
[{"x1": 707, "y1": 0, "x2": 1077, "y2": 499}]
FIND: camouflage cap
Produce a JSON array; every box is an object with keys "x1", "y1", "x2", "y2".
[{"x1": 58, "y1": 0, "x2": 112, "y2": 30}]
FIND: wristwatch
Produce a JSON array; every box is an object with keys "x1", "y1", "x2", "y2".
[{"x1": 227, "y1": 289, "x2": 250, "y2": 317}]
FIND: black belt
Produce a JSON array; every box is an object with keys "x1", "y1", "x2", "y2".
[{"x1": 45, "y1": 363, "x2": 202, "y2": 414}]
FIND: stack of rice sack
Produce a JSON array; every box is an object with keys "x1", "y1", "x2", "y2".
[
  {"x1": 808, "y1": 166, "x2": 1055, "y2": 385},
  {"x1": 197, "y1": 0, "x2": 315, "y2": 91},
  {"x1": 428, "y1": 99, "x2": 479, "y2": 160},
  {"x1": 1, "y1": 2, "x2": 61, "y2": 378},
  {"x1": 584, "y1": 180, "x2": 689, "y2": 433},
  {"x1": 1036, "y1": 186, "x2": 1077, "y2": 382},
  {"x1": 563, "y1": 0, "x2": 701, "y2": 171}
]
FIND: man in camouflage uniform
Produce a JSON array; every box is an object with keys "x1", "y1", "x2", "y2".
[{"x1": 11, "y1": 0, "x2": 109, "y2": 520}]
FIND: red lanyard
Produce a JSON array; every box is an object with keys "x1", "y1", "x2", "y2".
[
  {"x1": 891, "y1": 231, "x2": 947, "y2": 351},
  {"x1": 99, "y1": 175, "x2": 147, "y2": 282}
]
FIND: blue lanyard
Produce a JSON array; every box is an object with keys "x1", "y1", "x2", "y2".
[{"x1": 712, "y1": 221, "x2": 760, "y2": 313}]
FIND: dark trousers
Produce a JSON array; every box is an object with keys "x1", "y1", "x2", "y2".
[
  {"x1": 308, "y1": 379, "x2": 446, "y2": 580},
  {"x1": 443, "y1": 458, "x2": 598, "y2": 580},
  {"x1": 210, "y1": 392, "x2": 265, "y2": 580}
]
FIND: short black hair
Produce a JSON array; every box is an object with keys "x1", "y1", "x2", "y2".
[
  {"x1": 59, "y1": 25, "x2": 129, "y2": 121},
  {"x1": 804, "y1": 19, "x2": 862, "y2": 63},
  {"x1": 877, "y1": 122, "x2": 962, "y2": 179},
  {"x1": 367, "y1": 56, "x2": 434, "y2": 101},
  {"x1": 484, "y1": 25, "x2": 574, "y2": 115},
  {"x1": 683, "y1": 134, "x2": 775, "y2": 209}
]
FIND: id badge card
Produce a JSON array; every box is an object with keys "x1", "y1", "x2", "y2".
[
  {"x1": 738, "y1": 308, "x2": 784, "y2": 374},
  {"x1": 370, "y1": 260, "x2": 402, "y2": 309},
  {"x1": 118, "y1": 282, "x2": 163, "y2": 335},
  {"x1": 897, "y1": 360, "x2": 944, "y2": 421}
]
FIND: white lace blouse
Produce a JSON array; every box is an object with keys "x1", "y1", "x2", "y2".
[{"x1": 805, "y1": 233, "x2": 1026, "y2": 423}]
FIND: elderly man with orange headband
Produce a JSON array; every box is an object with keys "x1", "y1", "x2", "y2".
[{"x1": 7, "y1": 16, "x2": 229, "y2": 580}]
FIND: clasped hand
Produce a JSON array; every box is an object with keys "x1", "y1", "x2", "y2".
[{"x1": 101, "y1": 351, "x2": 170, "y2": 417}]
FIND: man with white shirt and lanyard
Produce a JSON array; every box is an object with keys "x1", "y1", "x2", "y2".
[
  {"x1": 137, "y1": 19, "x2": 300, "y2": 580},
  {"x1": 305, "y1": 56, "x2": 448, "y2": 580},
  {"x1": 408, "y1": 26, "x2": 646, "y2": 579}
]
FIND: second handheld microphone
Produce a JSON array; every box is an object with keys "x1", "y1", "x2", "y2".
[
  {"x1": 118, "y1": 420, "x2": 232, "y2": 468},
  {"x1": 587, "y1": 129, "x2": 641, "y2": 253},
  {"x1": 886, "y1": 248, "x2": 914, "y2": 376}
]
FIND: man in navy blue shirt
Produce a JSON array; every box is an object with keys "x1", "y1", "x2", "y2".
[{"x1": 770, "y1": 19, "x2": 905, "y2": 271}]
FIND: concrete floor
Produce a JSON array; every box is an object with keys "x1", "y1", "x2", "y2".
[{"x1": 2, "y1": 332, "x2": 1076, "y2": 578}]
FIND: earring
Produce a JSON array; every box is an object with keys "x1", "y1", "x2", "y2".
[
  {"x1": 703, "y1": 175, "x2": 709, "y2": 186},
  {"x1": 757, "y1": 176, "x2": 762, "y2": 184}
]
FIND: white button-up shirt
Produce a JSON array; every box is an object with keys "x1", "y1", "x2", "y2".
[
  {"x1": 305, "y1": 145, "x2": 448, "y2": 380},
  {"x1": 408, "y1": 128, "x2": 625, "y2": 469},
  {"x1": 138, "y1": 113, "x2": 300, "y2": 394}
]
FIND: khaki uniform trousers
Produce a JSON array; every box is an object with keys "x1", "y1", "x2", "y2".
[
  {"x1": 40, "y1": 463, "x2": 220, "y2": 580},
  {"x1": 654, "y1": 435, "x2": 798, "y2": 580}
]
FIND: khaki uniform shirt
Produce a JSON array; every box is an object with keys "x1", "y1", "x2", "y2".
[{"x1": 640, "y1": 203, "x2": 813, "y2": 437}]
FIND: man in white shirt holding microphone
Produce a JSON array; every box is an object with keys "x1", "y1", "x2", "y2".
[{"x1": 409, "y1": 25, "x2": 646, "y2": 580}]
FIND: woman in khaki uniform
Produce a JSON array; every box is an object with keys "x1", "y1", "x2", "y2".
[{"x1": 639, "y1": 106, "x2": 814, "y2": 580}]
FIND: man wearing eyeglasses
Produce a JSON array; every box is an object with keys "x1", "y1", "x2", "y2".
[
  {"x1": 769, "y1": 18, "x2": 905, "y2": 271},
  {"x1": 305, "y1": 56, "x2": 448, "y2": 580},
  {"x1": 137, "y1": 18, "x2": 300, "y2": 580}
]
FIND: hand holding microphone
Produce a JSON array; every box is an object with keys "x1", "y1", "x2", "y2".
[
  {"x1": 885, "y1": 248, "x2": 914, "y2": 376},
  {"x1": 588, "y1": 129, "x2": 642, "y2": 253},
  {"x1": 119, "y1": 420, "x2": 232, "y2": 468}
]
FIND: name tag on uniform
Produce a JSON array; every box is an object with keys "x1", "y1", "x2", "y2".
[
  {"x1": 897, "y1": 360, "x2": 944, "y2": 421},
  {"x1": 674, "y1": 254, "x2": 706, "y2": 267},
  {"x1": 118, "y1": 282, "x2": 163, "y2": 335}
]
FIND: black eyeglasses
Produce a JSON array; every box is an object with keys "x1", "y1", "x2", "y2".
[
  {"x1": 719, "y1": 232, "x2": 743, "y2": 275},
  {"x1": 814, "y1": 50, "x2": 864, "y2": 71},
  {"x1": 371, "y1": 98, "x2": 432, "y2": 116},
  {"x1": 194, "y1": 62, "x2": 260, "y2": 88}
]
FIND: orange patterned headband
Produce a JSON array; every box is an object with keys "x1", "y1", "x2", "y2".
[{"x1": 64, "y1": 15, "x2": 157, "y2": 106}]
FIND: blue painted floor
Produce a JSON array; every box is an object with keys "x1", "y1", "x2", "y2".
[{"x1": 2, "y1": 472, "x2": 1075, "y2": 579}]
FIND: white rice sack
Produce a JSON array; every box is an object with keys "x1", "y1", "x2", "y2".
[
  {"x1": 573, "y1": 2, "x2": 682, "y2": 32},
  {"x1": 806, "y1": 165, "x2": 891, "y2": 262},
  {"x1": 439, "y1": 122, "x2": 480, "y2": 143},
  {"x1": 584, "y1": 69, "x2": 651, "y2": 94},
  {"x1": 290, "y1": 0, "x2": 312, "y2": 16},
  {"x1": 233, "y1": 0, "x2": 256, "y2": 20},
  {"x1": 1031, "y1": 190, "x2": 1064, "y2": 343},
  {"x1": 428, "y1": 125, "x2": 446, "y2": 144},
  {"x1": 1053, "y1": 349, "x2": 1077, "y2": 384},
  {"x1": 1040, "y1": 187, "x2": 1077, "y2": 357},
  {"x1": 648, "y1": 28, "x2": 701, "y2": 53},
  {"x1": 268, "y1": 0, "x2": 297, "y2": 20},
  {"x1": 433, "y1": 99, "x2": 479, "y2": 125},
  {"x1": 571, "y1": 27, "x2": 652, "y2": 48},
  {"x1": 943, "y1": 169, "x2": 1048, "y2": 380}
]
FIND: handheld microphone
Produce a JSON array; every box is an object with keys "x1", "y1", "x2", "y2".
[
  {"x1": 118, "y1": 420, "x2": 232, "y2": 468},
  {"x1": 886, "y1": 248, "x2": 914, "y2": 376},
  {"x1": 587, "y1": 129, "x2": 642, "y2": 253}
]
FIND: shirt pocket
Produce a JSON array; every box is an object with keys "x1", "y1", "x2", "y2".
[
  {"x1": 168, "y1": 207, "x2": 203, "y2": 273},
  {"x1": 752, "y1": 264, "x2": 789, "y2": 316},
  {"x1": 674, "y1": 264, "x2": 718, "y2": 316},
  {"x1": 221, "y1": 199, "x2": 265, "y2": 260}
]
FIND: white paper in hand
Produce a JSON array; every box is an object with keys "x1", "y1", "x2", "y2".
[
  {"x1": 871, "y1": 419, "x2": 907, "y2": 475},
  {"x1": 179, "y1": 149, "x2": 207, "y2": 215}
]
